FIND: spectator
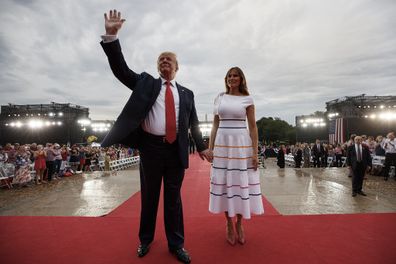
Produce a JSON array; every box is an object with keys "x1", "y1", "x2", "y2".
[
  {"x1": 53, "y1": 143, "x2": 62, "y2": 179},
  {"x1": 294, "y1": 143, "x2": 302, "y2": 168},
  {"x1": 382, "y1": 132, "x2": 396, "y2": 181},
  {"x1": 312, "y1": 139, "x2": 324, "y2": 168},
  {"x1": 277, "y1": 145, "x2": 285, "y2": 168},
  {"x1": 45, "y1": 143, "x2": 56, "y2": 181},
  {"x1": 302, "y1": 143, "x2": 311, "y2": 168},
  {"x1": 375, "y1": 136, "x2": 386, "y2": 156},
  {"x1": 34, "y1": 145, "x2": 47, "y2": 184},
  {"x1": 14, "y1": 145, "x2": 32, "y2": 187},
  {"x1": 334, "y1": 144, "x2": 343, "y2": 167}
]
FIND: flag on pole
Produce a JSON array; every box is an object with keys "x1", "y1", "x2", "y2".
[{"x1": 329, "y1": 118, "x2": 345, "y2": 144}]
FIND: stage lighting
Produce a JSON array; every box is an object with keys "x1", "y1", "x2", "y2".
[
  {"x1": 28, "y1": 119, "x2": 44, "y2": 129},
  {"x1": 379, "y1": 112, "x2": 396, "y2": 120},
  {"x1": 77, "y1": 119, "x2": 91, "y2": 126}
]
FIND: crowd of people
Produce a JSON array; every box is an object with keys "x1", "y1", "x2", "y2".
[
  {"x1": 0, "y1": 143, "x2": 138, "y2": 187},
  {"x1": 269, "y1": 131, "x2": 396, "y2": 180}
]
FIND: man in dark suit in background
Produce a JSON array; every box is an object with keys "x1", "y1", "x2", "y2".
[
  {"x1": 312, "y1": 139, "x2": 324, "y2": 167},
  {"x1": 100, "y1": 10, "x2": 211, "y2": 263},
  {"x1": 347, "y1": 136, "x2": 372, "y2": 197}
]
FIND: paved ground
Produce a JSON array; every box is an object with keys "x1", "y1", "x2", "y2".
[
  {"x1": 1, "y1": 156, "x2": 395, "y2": 216},
  {"x1": 262, "y1": 158, "x2": 396, "y2": 215}
]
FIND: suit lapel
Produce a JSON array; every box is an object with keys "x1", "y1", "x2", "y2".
[
  {"x1": 152, "y1": 78, "x2": 162, "y2": 103},
  {"x1": 176, "y1": 83, "x2": 185, "y2": 128}
]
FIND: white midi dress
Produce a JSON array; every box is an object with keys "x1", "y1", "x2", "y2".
[{"x1": 209, "y1": 93, "x2": 264, "y2": 219}]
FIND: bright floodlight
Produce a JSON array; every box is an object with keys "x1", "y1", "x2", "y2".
[
  {"x1": 28, "y1": 119, "x2": 44, "y2": 129},
  {"x1": 379, "y1": 112, "x2": 396, "y2": 120},
  {"x1": 78, "y1": 119, "x2": 91, "y2": 125},
  {"x1": 58, "y1": 112, "x2": 63, "y2": 116}
]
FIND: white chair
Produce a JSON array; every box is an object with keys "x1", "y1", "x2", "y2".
[
  {"x1": 372, "y1": 155, "x2": 385, "y2": 167},
  {"x1": 0, "y1": 166, "x2": 13, "y2": 189},
  {"x1": 327, "y1": 156, "x2": 334, "y2": 167},
  {"x1": 341, "y1": 157, "x2": 347, "y2": 167},
  {"x1": 98, "y1": 160, "x2": 105, "y2": 171}
]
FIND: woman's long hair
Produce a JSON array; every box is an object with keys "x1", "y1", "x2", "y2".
[{"x1": 224, "y1": 67, "x2": 249, "y2": 95}]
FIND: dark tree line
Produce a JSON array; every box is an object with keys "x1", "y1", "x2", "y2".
[{"x1": 256, "y1": 117, "x2": 296, "y2": 145}]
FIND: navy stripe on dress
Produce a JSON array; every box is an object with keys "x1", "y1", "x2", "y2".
[
  {"x1": 218, "y1": 127, "x2": 247, "y2": 129},
  {"x1": 210, "y1": 192, "x2": 262, "y2": 200},
  {"x1": 212, "y1": 166, "x2": 255, "y2": 171}
]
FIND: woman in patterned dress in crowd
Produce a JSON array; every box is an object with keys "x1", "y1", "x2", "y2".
[
  {"x1": 208, "y1": 67, "x2": 264, "y2": 245},
  {"x1": 14, "y1": 145, "x2": 32, "y2": 187}
]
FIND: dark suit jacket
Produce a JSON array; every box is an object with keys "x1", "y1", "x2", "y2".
[
  {"x1": 311, "y1": 144, "x2": 324, "y2": 157},
  {"x1": 347, "y1": 144, "x2": 372, "y2": 170},
  {"x1": 100, "y1": 40, "x2": 206, "y2": 168}
]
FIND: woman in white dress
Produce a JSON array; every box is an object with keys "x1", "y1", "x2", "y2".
[{"x1": 208, "y1": 67, "x2": 264, "y2": 245}]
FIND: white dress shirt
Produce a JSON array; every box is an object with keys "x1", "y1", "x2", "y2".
[
  {"x1": 383, "y1": 138, "x2": 396, "y2": 154},
  {"x1": 355, "y1": 144, "x2": 362, "y2": 161},
  {"x1": 142, "y1": 78, "x2": 180, "y2": 135}
]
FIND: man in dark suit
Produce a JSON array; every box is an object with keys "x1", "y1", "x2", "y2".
[
  {"x1": 347, "y1": 136, "x2": 372, "y2": 197},
  {"x1": 311, "y1": 139, "x2": 324, "y2": 168},
  {"x1": 100, "y1": 10, "x2": 211, "y2": 263}
]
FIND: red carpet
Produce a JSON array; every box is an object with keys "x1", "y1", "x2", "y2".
[{"x1": 1, "y1": 154, "x2": 396, "y2": 264}]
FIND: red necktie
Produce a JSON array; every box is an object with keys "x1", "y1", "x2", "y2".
[{"x1": 165, "y1": 81, "x2": 176, "y2": 143}]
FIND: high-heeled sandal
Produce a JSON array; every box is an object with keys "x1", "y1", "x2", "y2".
[
  {"x1": 226, "y1": 222, "x2": 236, "y2": 245},
  {"x1": 235, "y1": 222, "x2": 245, "y2": 244}
]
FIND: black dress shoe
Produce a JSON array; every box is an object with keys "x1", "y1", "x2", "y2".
[
  {"x1": 352, "y1": 192, "x2": 357, "y2": 197},
  {"x1": 169, "y1": 248, "x2": 191, "y2": 263},
  {"x1": 357, "y1": 191, "x2": 367, "y2": 196},
  {"x1": 137, "y1": 244, "x2": 150, "y2": 257}
]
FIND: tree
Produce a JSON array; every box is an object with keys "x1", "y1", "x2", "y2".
[{"x1": 256, "y1": 117, "x2": 296, "y2": 145}]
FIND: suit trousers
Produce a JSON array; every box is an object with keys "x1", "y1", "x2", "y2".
[
  {"x1": 352, "y1": 162, "x2": 365, "y2": 192},
  {"x1": 313, "y1": 155, "x2": 321, "y2": 167},
  {"x1": 138, "y1": 132, "x2": 185, "y2": 250}
]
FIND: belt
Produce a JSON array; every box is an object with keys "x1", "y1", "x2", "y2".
[{"x1": 142, "y1": 131, "x2": 177, "y2": 144}]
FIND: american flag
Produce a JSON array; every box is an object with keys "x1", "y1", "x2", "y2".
[{"x1": 329, "y1": 118, "x2": 345, "y2": 144}]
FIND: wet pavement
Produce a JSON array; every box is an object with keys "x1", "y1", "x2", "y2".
[
  {"x1": 261, "y1": 159, "x2": 396, "y2": 215},
  {"x1": 1, "y1": 158, "x2": 395, "y2": 216},
  {"x1": 0, "y1": 169, "x2": 140, "y2": 217}
]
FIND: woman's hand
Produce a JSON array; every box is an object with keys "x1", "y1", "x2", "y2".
[{"x1": 252, "y1": 155, "x2": 259, "y2": 171}]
